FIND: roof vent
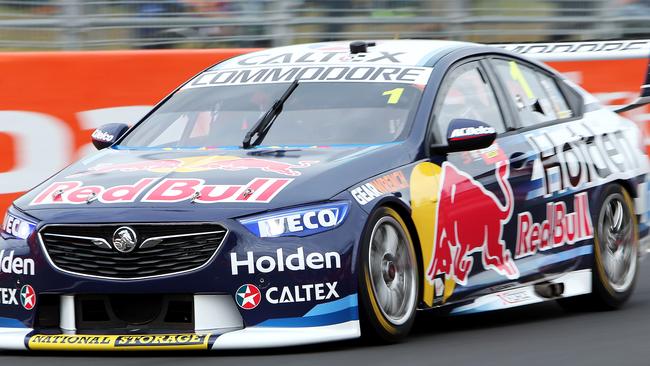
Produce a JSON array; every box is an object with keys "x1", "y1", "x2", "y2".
[{"x1": 349, "y1": 41, "x2": 376, "y2": 54}]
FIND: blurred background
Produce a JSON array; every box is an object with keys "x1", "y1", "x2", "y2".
[{"x1": 1, "y1": 0, "x2": 650, "y2": 50}]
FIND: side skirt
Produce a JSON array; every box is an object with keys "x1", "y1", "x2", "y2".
[{"x1": 448, "y1": 269, "x2": 592, "y2": 315}]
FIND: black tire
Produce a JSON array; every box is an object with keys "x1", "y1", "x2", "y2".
[
  {"x1": 558, "y1": 184, "x2": 639, "y2": 311},
  {"x1": 358, "y1": 206, "x2": 419, "y2": 343}
]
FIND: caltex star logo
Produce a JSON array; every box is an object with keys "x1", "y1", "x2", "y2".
[
  {"x1": 235, "y1": 284, "x2": 261, "y2": 310},
  {"x1": 20, "y1": 285, "x2": 35, "y2": 310}
]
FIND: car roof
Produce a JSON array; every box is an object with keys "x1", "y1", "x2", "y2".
[{"x1": 216, "y1": 40, "x2": 477, "y2": 69}]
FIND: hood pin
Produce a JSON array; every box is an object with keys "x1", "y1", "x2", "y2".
[
  {"x1": 52, "y1": 189, "x2": 65, "y2": 200},
  {"x1": 85, "y1": 192, "x2": 98, "y2": 204}
]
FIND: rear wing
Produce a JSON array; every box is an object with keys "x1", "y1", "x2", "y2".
[{"x1": 494, "y1": 39, "x2": 650, "y2": 114}]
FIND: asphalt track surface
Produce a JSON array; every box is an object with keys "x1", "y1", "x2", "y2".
[{"x1": 3, "y1": 262, "x2": 650, "y2": 366}]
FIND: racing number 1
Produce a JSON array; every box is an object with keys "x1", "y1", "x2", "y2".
[{"x1": 382, "y1": 88, "x2": 404, "y2": 104}]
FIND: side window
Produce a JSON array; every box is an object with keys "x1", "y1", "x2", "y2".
[
  {"x1": 434, "y1": 62, "x2": 506, "y2": 139},
  {"x1": 492, "y1": 59, "x2": 572, "y2": 127},
  {"x1": 538, "y1": 74, "x2": 573, "y2": 119}
]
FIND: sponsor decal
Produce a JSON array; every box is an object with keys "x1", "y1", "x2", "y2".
[
  {"x1": 71, "y1": 156, "x2": 317, "y2": 177},
  {"x1": 0, "y1": 250, "x2": 35, "y2": 276},
  {"x1": 497, "y1": 289, "x2": 533, "y2": 305},
  {"x1": 516, "y1": 192, "x2": 593, "y2": 258},
  {"x1": 236, "y1": 282, "x2": 339, "y2": 309},
  {"x1": 266, "y1": 281, "x2": 339, "y2": 304},
  {"x1": 2, "y1": 213, "x2": 36, "y2": 240},
  {"x1": 427, "y1": 161, "x2": 519, "y2": 286},
  {"x1": 91, "y1": 129, "x2": 114, "y2": 142},
  {"x1": 31, "y1": 178, "x2": 157, "y2": 205},
  {"x1": 0, "y1": 284, "x2": 35, "y2": 310},
  {"x1": 235, "y1": 284, "x2": 261, "y2": 309},
  {"x1": 461, "y1": 143, "x2": 507, "y2": 166},
  {"x1": 222, "y1": 42, "x2": 452, "y2": 68},
  {"x1": 257, "y1": 208, "x2": 338, "y2": 237},
  {"x1": 31, "y1": 334, "x2": 113, "y2": 346},
  {"x1": 239, "y1": 202, "x2": 349, "y2": 238},
  {"x1": 20, "y1": 284, "x2": 35, "y2": 310},
  {"x1": 449, "y1": 126, "x2": 496, "y2": 141},
  {"x1": 0, "y1": 288, "x2": 18, "y2": 306},
  {"x1": 2, "y1": 212, "x2": 36, "y2": 239},
  {"x1": 479, "y1": 144, "x2": 507, "y2": 165},
  {"x1": 142, "y1": 178, "x2": 290, "y2": 203},
  {"x1": 234, "y1": 50, "x2": 407, "y2": 66},
  {"x1": 183, "y1": 65, "x2": 433, "y2": 88},
  {"x1": 114, "y1": 334, "x2": 207, "y2": 348},
  {"x1": 498, "y1": 40, "x2": 649, "y2": 56},
  {"x1": 30, "y1": 177, "x2": 291, "y2": 205},
  {"x1": 28, "y1": 333, "x2": 209, "y2": 351},
  {"x1": 527, "y1": 125, "x2": 641, "y2": 197},
  {"x1": 351, "y1": 170, "x2": 409, "y2": 205},
  {"x1": 230, "y1": 247, "x2": 341, "y2": 275}
]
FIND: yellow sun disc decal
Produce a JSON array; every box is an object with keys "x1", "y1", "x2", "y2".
[{"x1": 409, "y1": 162, "x2": 442, "y2": 306}]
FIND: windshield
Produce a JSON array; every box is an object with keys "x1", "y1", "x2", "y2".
[{"x1": 118, "y1": 82, "x2": 425, "y2": 148}]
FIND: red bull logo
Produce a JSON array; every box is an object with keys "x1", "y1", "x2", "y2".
[
  {"x1": 70, "y1": 156, "x2": 317, "y2": 177},
  {"x1": 427, "y1": 161, "x2": 519, "y2": 286}
]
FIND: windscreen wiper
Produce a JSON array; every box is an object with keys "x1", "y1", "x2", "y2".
[{"x1": 242, "y1": 79, "x2": 299, "y2": 149}]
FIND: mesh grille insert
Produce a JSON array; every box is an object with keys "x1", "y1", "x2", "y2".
[{"x1": 40, "y1": 224, "x2": 227, "y2": 279}]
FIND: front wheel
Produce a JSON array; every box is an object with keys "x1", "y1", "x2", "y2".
[{"x1": 358, "y1": 207, "x2": 419, "y2": 342}]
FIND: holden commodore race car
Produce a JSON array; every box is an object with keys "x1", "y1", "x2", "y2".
[{"x1": 1, "y1": 39, "x2": 650, "y2": 351}]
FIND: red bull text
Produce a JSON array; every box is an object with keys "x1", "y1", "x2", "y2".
[
  {"x1": 515, "y1": 192, "x2": 593, "y2": 258},
  {"x1": 30, "y1": 178, "x2": 291, "y2": 205}
]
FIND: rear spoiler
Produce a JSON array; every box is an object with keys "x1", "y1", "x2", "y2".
[{"x1": 493, "y1": 39, "x2": 650, "y2": 114}]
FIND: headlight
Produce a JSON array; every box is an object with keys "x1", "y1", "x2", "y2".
[
  {"x1": 239, "y1": 201, "x2": 349, "y2": 238},
  {"x1": 2, "y1": 207, "x2": 37, "y2": 240}
]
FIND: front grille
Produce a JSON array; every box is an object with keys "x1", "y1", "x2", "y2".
[{"x1": 39, "y1": 224, "x2": 227, "y2": 279}]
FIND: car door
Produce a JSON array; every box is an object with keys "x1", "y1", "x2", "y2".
[
  {"x1": 487, "y1": 56, "x2": 589, "y2": 282},
  {"x1": 426, "y1": 58, "x2": 528, "y2": 302}
]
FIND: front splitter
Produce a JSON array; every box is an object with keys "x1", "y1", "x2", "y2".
[{"x1": 0, "y1": 320, "x2": 361, "y2": 351}]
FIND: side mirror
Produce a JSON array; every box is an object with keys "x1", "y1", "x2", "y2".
[
  {"x1": 433, "y1": 118, "x2": 497, "y2": 154},
  {"x1": 91, "y1": 123, "x2": 129, "y2": 150}
]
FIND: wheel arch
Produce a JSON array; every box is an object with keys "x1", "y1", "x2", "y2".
[
  {"x1": 598, "y1": 179, "x2": 639, "y2": 228},
  {"x1": 589, "y1": 180, "x2": 637, "y2": 220},
  {"x1": 356, "y1": 199, "x2": 422, "y2": 341},
  {"x1": 614, "y1": 179, "x2": 637, "y2": 199}
]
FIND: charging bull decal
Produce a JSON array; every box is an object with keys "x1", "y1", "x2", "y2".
[
  {"x1": 70, "y1": 156, "x2": 318, "y2": 177},
  {"x1": 427, "y1": 160, "x2": 520, "y2": 286}
]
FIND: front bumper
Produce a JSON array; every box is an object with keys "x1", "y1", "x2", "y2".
[{"x1": 0, "y1": 203, "x2": 367, "y2": 350}]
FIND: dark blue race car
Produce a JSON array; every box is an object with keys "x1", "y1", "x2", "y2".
[{"x1": 2, "y1": 39, "x2": 650, "y2": 350}]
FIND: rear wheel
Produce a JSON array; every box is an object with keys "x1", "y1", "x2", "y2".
[
  {"x1": 358, "y1": 207, "x2": 419, "y2": 342},
  {"x1": 558, "y1": 184, "x2": 638, "y2": 311}
]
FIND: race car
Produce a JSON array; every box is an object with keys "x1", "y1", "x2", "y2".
[{"x1": 1, "y1": 39, "x2": 649, "y2": 351}]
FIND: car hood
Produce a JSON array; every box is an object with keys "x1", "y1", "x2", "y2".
[{"x1": 15, "y1": 144, "x2": 414, "y2": 221}]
